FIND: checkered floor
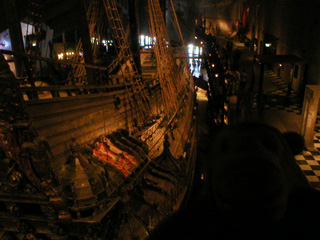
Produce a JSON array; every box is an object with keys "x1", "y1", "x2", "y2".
[
  {"x1": 252, "y1": 71, "x2": 303, "y2": 115},
  {"x1": 254, "y1": 70, "x2": 320, "y2": 189}
]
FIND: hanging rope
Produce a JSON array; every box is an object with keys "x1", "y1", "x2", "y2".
[
  {"x1": 67, "y1": 0, "x2": 104, "y2": 85},
  {"x1": 25, "y1": 0, "x2": 44, "y2": 79},
  {"x1": 148, "y1": 0, "x2": 179, "y2": 114},
  {"x1": 102, "y1": 0, "x2": 152, "y2": 130},
  {"x1": 147, "y1": 0, "x2": 192, "y2": 118}
]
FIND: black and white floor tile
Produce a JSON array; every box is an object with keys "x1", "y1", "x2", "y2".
[
  {"x1": 252, "y1": 70, "x2": 303, "y2": 114},
  {"x1": 295, "y1": 151, "x2": 320, "y2": 189},
  {"x1": 255, "y1": 70, "x2": 320, "y2": 189}
]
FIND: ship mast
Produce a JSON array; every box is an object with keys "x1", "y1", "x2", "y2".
[
  {"x1": 68, "y1": 0, "x2": 104, "y2": 85},
  {"x1": 148, "y1": 0, "x2": 189, "y2": 116},
  {"x1": 169, "y1": 0, "x2": 185, "y2": 46},
  {"x1": 128, "y1": 0, "x2": 142, "y2": 74},
  {"x1": 102, "y1": 0, "x2": 152, "y2": 129},
  {"x1": 77, "y1": 0, "x2": 96, "y2": 85}
]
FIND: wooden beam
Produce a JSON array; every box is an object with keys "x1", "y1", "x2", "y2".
[
  {"x1": 128, "y1": 0, "x2": 142, "y2": 74},
  {"x1": 0, "y1": 49, "x2": 109, "y2": 70},
  {"x1": 77, "y1": 0, "x2": 96, "y2": 85},
  {"x1": 4, "y1": 0, "x2": 25, "y2": 77}
]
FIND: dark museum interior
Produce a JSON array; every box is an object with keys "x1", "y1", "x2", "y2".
[{"x1": 0, "y1": 0, "x2": 320, "y2": 239}]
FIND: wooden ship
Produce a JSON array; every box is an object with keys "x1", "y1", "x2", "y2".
[{"x1": 0, "y1": 0, "x2": 197, "y2": 239}]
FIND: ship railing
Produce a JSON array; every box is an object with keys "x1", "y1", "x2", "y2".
[
  {"x1": 20, "y1": 84, "x2": 125, "y2": 102},
  {"x1": 20, "y1": 76, "x2": 159, "y2": 103}
]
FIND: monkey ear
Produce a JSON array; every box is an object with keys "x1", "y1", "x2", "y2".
[{"x1": 282, "y1": 131, "x2": 306, "y2": 155}]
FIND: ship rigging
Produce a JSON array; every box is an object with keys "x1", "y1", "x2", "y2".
[{"x1": 0, "y1": 0, "x2": 197, "y2": 239}]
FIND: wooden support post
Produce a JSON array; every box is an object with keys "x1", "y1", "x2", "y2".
[
  {"x1": 62, "y1": 30, "x2": 67, "y2": 60},
  {"x1": 287, "y1": 65, "x2": 294, "y2": 96},
  {"x1": 4, "y1": 0, "x2": 39, "y2": 99},
  {"x1": 128, "y1": 0, "x2": 142, "y2": 75},
  {"x1": 250, "y1": 56, "x2": 256, "y2": 91},
  {"x1": 4, "y1": 0, "x2": 25, "y2": 78},
  {"x1": 258, "y1": 62, "x2": 265, "y2": 115},
  {"x1": 77, "y1": 0, "x2": 96, "y2": 85},
  {"x1": 159, "y1": 0, "x2": 167, "y2": 24},
  {"x1": 301, "y1": 86, "x2": 320, "y2": 150}
]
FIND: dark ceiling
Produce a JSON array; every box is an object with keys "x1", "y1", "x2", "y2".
[
  {"x1": 1, "y1": 0, "x2": 201, "y2": 42},
  {"x1": 1, "y1": 0, "x2": 80, "y2": 34}
]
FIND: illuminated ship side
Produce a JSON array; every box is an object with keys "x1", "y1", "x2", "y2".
[{"x1": 0, "y1": 0, "x2": 197, "y2": 239}]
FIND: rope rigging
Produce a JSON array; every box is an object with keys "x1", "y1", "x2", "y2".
[
  {"x1": 147, "y1": 0, "x2": 190, "y2": 117},
  {"x1": 67, "y1": 0, "x2": 105, "y2": 85},
  {"x1": 25, "y1": 0, "x2": 45, "y2": 83},
  {"x1": 102, "y1": 0, "x2": 152, "y2": 129}
]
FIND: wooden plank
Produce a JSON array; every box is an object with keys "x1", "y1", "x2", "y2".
[
  {"x1": 24, "y1": 84, "x2": 163, "y2": 169},
  {"x1": 26, "y1": 95, "x2": 116, "y2": 117},
  {"x1": 49, "y1": 114, "x2": 134, "y2": 169},
  {"x1": 24, "y1": 89, "x2": 125, "y2": 105},
  {"x1": 40, "y1": 108, "x2": 132, "y2": 147},
  {"x1": 21, "y1": 84, "x2": 125, "y2": 91},
  {"x1": 30, "y1": 99, "x2": 116, "y2": 129}
]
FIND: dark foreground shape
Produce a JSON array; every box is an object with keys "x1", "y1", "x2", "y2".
[{"x1": 148, "y1": 122, "x2": 320, "y2": 240}]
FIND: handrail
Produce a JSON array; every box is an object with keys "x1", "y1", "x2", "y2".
[
  {"x1": 21, "y1": 81, "x2": 160, "y2": 103},
  {"x1": 0, "y1": 49, "x2": 110, "y2": 71},
  {"x1": 20, "y1": 84, "x2": 125, "y2": 91}
]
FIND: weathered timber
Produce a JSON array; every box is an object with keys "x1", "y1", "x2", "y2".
[{"x1": 24, "y1": 85, "x2": 162, "y2": 170}]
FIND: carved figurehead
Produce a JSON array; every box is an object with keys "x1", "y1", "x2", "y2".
[{"x1": 21, "y1": 129, "x2": 56, "y2": 186}]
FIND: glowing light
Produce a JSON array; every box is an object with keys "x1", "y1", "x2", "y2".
[
  {"x1": 0, "y1": 41, "x2": 6, "y2": 48},
  {"x1": 194, "y1": 46, "x2": 199, "y2": 55},
  {"x1": 140, "y1": 35, "x2": 145, "y2": 46},
  {"x1": 188, "y1": 44, "x2": 194, "y2": 57},
  {"x1": 211, "y1": 64, "x2": 215, "y2": 67},
  {"x1": 265, "y1": 43, "x2": 272, "y2": 47},
  {"x1": 200, "y1": 41, "x2": 203, "y2": 44},
  {"x1": 58, "y1": 53, "x2": 64, "y2": 60},
  {"x1": 32, "y1": 42, "x2": 36, "y2": 47},
  {"x1": 215, "y1": 74, "x2": 219, "y2": 77},
  {"x1": 195, "y1": 36, "x2": 198, "y2": 39},
  {"x1": 279, "y1": 64, "x2": 282, "y2": 67}
]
